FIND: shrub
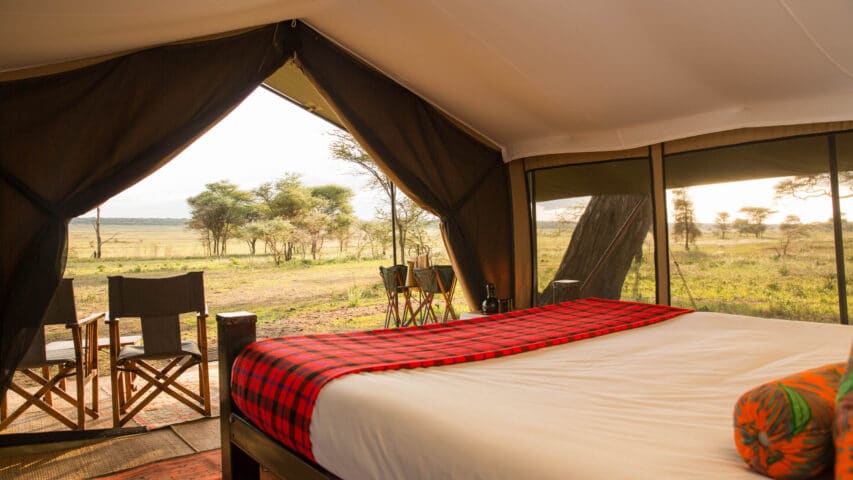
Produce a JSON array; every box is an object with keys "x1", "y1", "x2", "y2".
[{"x1": 347, "y1": 285, "x2": 363, "y2": 307}]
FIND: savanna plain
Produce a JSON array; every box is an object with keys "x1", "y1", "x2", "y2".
[
  {"x1": 62, "y1": 222, "x2": 469, "y2": 359},
  {"x1": 59, "y1": 220, "x2": 853, "y2": 362}
]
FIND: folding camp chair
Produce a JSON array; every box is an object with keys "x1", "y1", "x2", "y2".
[
  {"x1": 413, "y1": 265, "x2": 458, "y2": 324},
  {"x1": 379, "y1": 265, "x2": 416, "y2": 328},
  {"x1": 0, "y1": 279, "x2": 102, "y2": 430},
  {"x1": 106, "y1": 271, "x2": 211, "y2": 427}
]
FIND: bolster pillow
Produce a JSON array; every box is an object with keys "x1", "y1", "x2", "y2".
[
  {"x1": 834, "y1": 345, "x2": 853, "y2": 479},
  {"x1": 733, "y1": 363, "x2": 844, "y2": 480}
]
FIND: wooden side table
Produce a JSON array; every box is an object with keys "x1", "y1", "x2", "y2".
[{"x1": 552, "y1": 279, "x2": 580, "y2": 304}]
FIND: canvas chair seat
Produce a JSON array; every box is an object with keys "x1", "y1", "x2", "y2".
[
  {"x1": 117, "y1": 340, "x2": 201, "y2": 363},
  {"x1": 107, "y1": 271, "x2": 211, "y2": 428},
  {"x1": 46, "y1": 335, "x2": 141, "y2": 352},
  {"x1": 18, "y1": 348, "x2": 76, "y2": 369}
]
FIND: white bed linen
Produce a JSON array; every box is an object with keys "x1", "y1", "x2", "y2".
[{"x1": 310, "y1": 312, "x2": 853, "y2": 479}]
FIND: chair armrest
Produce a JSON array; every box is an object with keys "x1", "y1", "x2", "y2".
[{"x1": 67, "y1": 312, "x2": 105, "y2": 328}]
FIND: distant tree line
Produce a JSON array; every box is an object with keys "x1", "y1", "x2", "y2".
[
  {"x1": 671, "y1": 179, "x2": 820, "y2": 257},
  {"x1": 70, "y1": 217, "x2": 187, "y2": 226},
  {"x1": 187, "y1": 132, "x2": 438, "y2": 264},
  {"x1": 187, "y1": 176, "x2": 363, "y2": 264}
]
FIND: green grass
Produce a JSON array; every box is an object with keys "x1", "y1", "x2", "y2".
[
  {"x1": 60, "y1": 223, "x2": 469, "y2": 346},
  {"x1": 62, "y1": 219, "x2": 852, "y2": 346},
  {"x1": 536, "y1": 225, "x2": 853, "y2": 323}
]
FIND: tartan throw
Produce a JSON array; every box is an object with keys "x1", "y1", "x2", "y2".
[{"x1": 230, "y1": 298, "x2": 692, "y2": 461}]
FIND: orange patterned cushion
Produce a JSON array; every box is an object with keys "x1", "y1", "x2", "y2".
[
  {"x1": 835, "y1": 348, "x2": 853, "y2": 479},
  {"x1": 734, "y1": 363, "x2": 844, "y2": 479}
]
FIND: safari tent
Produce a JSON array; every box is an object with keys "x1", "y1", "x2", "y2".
[{"x1": 3, "y1": 2, "x2": 853, "y2": 476}]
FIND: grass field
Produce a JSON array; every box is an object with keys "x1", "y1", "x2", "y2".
[
  {"x1": 61, "y1": 223, "x2": 469, "y2": 351},
  {"x1": 69, "y1": 222, "x2": 251, "y2": 259},
  {"x1": 537, "y1": 225, "x2": 852, "y2": 323},
  {"x1": 57, "y1": 220, "x2": 853, "y2": 355}
]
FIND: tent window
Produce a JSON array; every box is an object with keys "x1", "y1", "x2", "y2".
[
  {"x1": 529, "y1": 157, "x2": 655, "y2": 306},
  {"x1": 664, "y1": 134, "x2": 845, "y2": 323}
]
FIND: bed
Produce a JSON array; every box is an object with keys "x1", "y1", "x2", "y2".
[{"x1": 216, "y1": 300, "x2": 853, "y2": 480}]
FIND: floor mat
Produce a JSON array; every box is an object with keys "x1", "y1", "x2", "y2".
[{"x1": 0, "y1": 428, "x2": 195, "y2": 480}]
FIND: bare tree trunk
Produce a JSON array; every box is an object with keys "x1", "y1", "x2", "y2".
[
  {"x1": 539, "y1": 195, "x2": 653, "y2": 304},
  {"x1": 92, "y1": 207, "x2": 102, "y2": 259},
  {"x1": 397, "y1": 220, "x2": 407, "y2": 261}
]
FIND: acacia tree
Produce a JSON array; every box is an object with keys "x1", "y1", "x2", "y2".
[
  {"x1": 298, "y1": 209, "x2": 331, "y2": 259},
  {"x1": 311, "y1": 185, "x2": 355, "y2": 254},
  {"x1": 254, "y1": 174, "x2": 319, "y2": 261},
  {"x1": 733, "y1": 218, "x2": 751, "y2": 237},
  {"x1": 237, "y1": 220, "x2": 266, "y2": 255},
  {"x1": 539, "y1": 195, "x2": 653, "y2": 304},
  {"x1": 187, "y1": 181, "x2": 253, "y2": 256},
  {"x1": 777, "y1": 215, "x2": 808, "y2": 257},
  {"x1": 235, "y1": 203, "x2": 265, "y2": 254},
  {"x1": 555, "y1": 203, "x2": 586, "y2": 237},
  {"x1": 714, "y1": 212, "x2": 731, "y2": 239},
  {"x1": 374, "y1": 196, "x2": 433, "y2": 259},
  {"x1": 738, "y1": 206, "x2": 776, "y2": 238},
  {"x1": 356, "y1": 220, "x2": 391, "y2": 258},
  {"x1": 774, "y1": 172, "x2": 853, "y2": 200},
  {"x1": 250, "y1": 218, "x2": 297, "y2": 266},
  {"x1": 330, "y1": 130, "x2": 415, "y2": 257},
  {"x1": 671, "y1": 189, "x2": 701, "y2": 250}
]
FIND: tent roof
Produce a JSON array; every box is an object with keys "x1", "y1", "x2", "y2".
[{"x1": 3, "y1": 1, "x2": 853, "y2": 160}]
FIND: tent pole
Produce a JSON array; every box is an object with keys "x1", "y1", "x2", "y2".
[{"x1": 391, "y1": 180, "x2": 398, "y2": 265}]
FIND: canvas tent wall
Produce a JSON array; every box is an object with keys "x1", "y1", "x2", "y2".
[
  {"x1": 3, "y1": 1, "x2": 853, "y2": 407},
  {"x1": 4, "y1": 1, "x2": 853, "y2": 157}
]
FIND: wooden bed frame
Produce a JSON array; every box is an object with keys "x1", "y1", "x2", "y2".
[{"x1": 217, "y1": 312, "x2": 341, "y2": 480}]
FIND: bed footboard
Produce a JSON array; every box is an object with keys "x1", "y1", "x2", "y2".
[
  {"x1": 217, "y1": 312, "x2": 339, "y2": 480},
  {"x1": 217, "y1": 312, "x2": 261, "y2": 480}
]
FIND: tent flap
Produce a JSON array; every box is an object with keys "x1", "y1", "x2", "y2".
[
  {"x1": 0, "y1": 23, "x2": 293, "y2": 397},
  {"x1": 292, "y1": 22, "x2": 514, "y2": 308}
]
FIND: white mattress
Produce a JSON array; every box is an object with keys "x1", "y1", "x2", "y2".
[{"x1": 309, "y1": 312, "x2": 853, "y2": 479}]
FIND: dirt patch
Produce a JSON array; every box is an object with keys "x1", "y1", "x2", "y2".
[
  {"x1": 203, "y1": 303, "x2": 386, "y2": 362},
  {"x1": 255, "y1": 304, "x2": 386, "y2": 338}
]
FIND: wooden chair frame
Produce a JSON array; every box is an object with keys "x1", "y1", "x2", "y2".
[
  {"x1": 106, "y1": 272, "x2": 211, "y2": 427},
  {"x1": 0, "y1": 279, "x2": 102, "y2": 431},
  {"x1": 379, "y1": 265, "x2": 417, "y2": 328},
  {"x1": 413, "y1": 266, "x2": 458, "y2": 324}
]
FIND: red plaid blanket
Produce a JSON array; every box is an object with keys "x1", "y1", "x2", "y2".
[{"x1": 230, "y1": 298, "x2": 692, "y2": 461}]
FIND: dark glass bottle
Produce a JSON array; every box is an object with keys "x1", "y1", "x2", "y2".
[{"x1": 481, "y1": 282, "x2": 499, "y2": 314}]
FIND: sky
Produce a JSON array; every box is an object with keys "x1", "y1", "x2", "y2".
[
  {"x1": 538, "y1": 177, "x2": 851, "y2": 224},
  {"x1": 94, "y1": 86, "x2": 850, "y2": 225},
  {"x1": 683, "y1": 178, "x2": 842, "y2": 224},
  {"x1": 87, "y1": 87, "x2": 384, "y2": 219}
]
